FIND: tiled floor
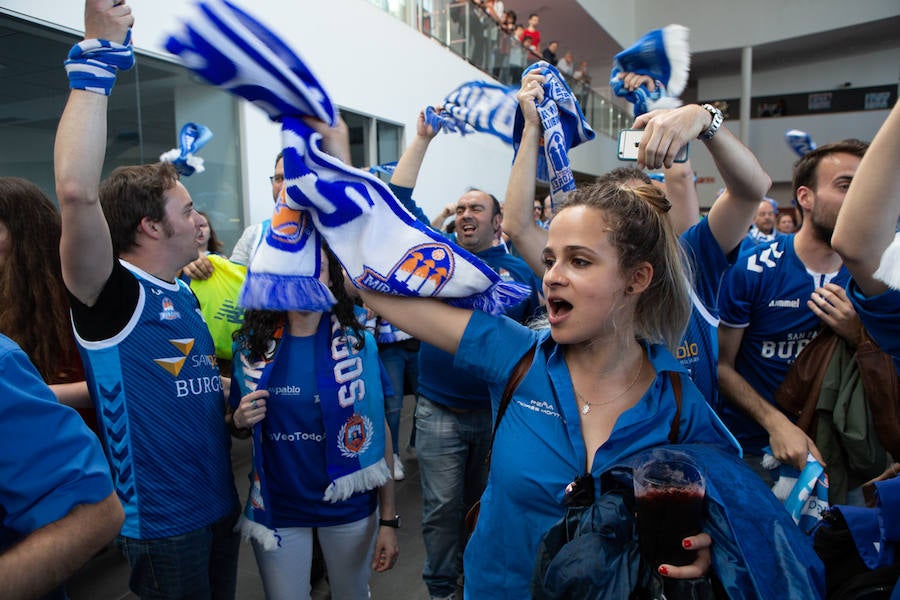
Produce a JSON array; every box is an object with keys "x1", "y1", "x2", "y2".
[{"x1": 66, "y1": 396, "x2": 439, "y2": 600}]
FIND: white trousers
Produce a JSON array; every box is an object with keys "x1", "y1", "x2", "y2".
[{"x1": 251, "y1": 513, "x2": 377, "y2": 600}]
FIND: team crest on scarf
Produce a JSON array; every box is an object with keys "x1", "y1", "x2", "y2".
[
  {"x1": 356, "y1": 243, "x2": 454, "y2": 296},
  {"x1": 338, "y1": 414, "x2": 374, "y2": 458}
]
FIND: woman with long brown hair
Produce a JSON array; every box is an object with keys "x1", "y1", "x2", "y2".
[{"x1": 0, "y1": 177, "x2": 90, "y2": 409}]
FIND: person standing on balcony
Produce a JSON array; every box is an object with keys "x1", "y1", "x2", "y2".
[
  {"x1": 541, "y1": 40, "x2": 559, "y2": 66},
  {"x1": 557, "y1": 50, "x2": 575, "y2": 76},
  {"x1": 519, "y1": 12, "x2": 540, "y2": 55}
]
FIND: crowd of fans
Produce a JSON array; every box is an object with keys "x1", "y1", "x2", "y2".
[{"x1": 2, "y1": 1, "x2": 899, "y2": 599}]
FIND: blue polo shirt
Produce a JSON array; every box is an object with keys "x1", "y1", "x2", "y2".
[
  {"x1": 455, "y1": 312, "x2": 740, "y2": 599},
  {"x1": 0, "y1": 334, "x2": 113, "y2": 561}
]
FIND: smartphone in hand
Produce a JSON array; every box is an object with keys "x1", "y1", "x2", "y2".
[{"x1": 618, "y1": 129, "x2": 689, "y2": 163}]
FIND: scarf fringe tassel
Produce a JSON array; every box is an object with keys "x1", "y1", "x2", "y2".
[
  {"x1": 645, "y1": 96, "x2": 683, "y2": 113},
  {"x1": 661, "y1": 24, "x2": 690, "y2": 97},
  {"x1": 323, "y1": 458, "x2": 391, "y2": 503},
  {"x1": 235, "y1": 514, "x2": 282, "y2": 551},
  {"x1": 873, "y1": 233, "x2": 900, "y2": 291},
  {"x1": 239, "y1": 272, "x2": 337, "y2": 311},
  {"x1": 447, "y1": 281, "x2": 530, "y2": 315}
]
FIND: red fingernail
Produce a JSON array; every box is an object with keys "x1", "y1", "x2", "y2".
[
  {"x1": 682, "y1": 538, "x2": 692, "y2": 549},
  {"x1": 658, "y1": 565, "x2": 668, "y2": 576}
]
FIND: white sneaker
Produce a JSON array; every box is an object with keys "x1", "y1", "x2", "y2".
[{"x1": 393, "y1": 453, "x2": 405, "y2": 481}]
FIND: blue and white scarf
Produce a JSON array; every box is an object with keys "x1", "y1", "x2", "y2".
[
  {"x1": 164, "y1": 0, "x2": 528, "y2": 315},
  {"x1": 160, "y1": 122, "x2": 214, "y2": 176},
  {"x1": 512, "y1": 61, "x2": 595, "y2": 207},
  {"x1": 610, "y1": 25, "x2": 690, "y2": 116},
  {"x1": 424, "y1": 81, "x2": 518, "y2": 145},
  {"x1": 763, "y1": 450, "x2": 829, "y2": 534},
  {"x1": 368, "y1": 161, "x2": 398, "y2": 177},
  {"x1": 785, "y1": 129, "x2": 817, "y2": 157},
  {"x1": 232, "y1": 314, "x2": 389, "y2": 549}
]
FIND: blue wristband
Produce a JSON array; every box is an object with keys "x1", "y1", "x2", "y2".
[{"x1": 64, "y1": 30, "x2": 135, "y2": 96}]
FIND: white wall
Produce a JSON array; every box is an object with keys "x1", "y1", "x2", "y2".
[
  {"x1": 685, "y1": 109, "x2": 890, "y2": 208},
  {"x1": 631, "y1": 0, "x2": 900, "y2": 53},
  {"x1": 0, "y1": 0, "x2": 552, "y2": 222},
  {"x1": 575, "y1": 0, "x2": 637, "y2": 48},
  {"x1": 699, "y1": 46, "x2": 900, "y2": 100}
]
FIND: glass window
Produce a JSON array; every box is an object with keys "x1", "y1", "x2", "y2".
[
  {"x1": 0, "y1": 13, "x2": 244, "y2": 251},
  {"x1": 340, "y1": 109, "x2": 403, "y2": 173},
  {"x1": 377, "y1": 121, "x2": 402, "y2": 165}
]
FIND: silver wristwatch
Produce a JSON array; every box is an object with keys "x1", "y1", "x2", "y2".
[{"x1": 698, "y1": 104, "x2": 723, "y2": 141}]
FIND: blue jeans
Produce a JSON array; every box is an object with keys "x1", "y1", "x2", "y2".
[
  {"x1": 116, "y1": 509, "x2": 241, "y2": 599},
  {"x1": 379, "y1": 341, "x2": 419, "y2": 454},
  {"x1": 415, "y1": 396, "x2": 491, "y2": 597}
]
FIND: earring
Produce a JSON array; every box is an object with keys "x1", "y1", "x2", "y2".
[{"x1": 626, "y1": 286, "x2": 634, "y2": 294}]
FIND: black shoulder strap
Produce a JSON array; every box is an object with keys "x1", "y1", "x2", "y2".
[
  {"x1": 668, "y1": 372, "x2": 683, "y2": 444},
  {"x1": 485, "y1": 344, "x2": 536, "y2": 466}
]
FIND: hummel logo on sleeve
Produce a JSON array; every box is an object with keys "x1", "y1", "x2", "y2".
[{"x1": 747, "y1": 243, "x2": 783, "y2": 273}]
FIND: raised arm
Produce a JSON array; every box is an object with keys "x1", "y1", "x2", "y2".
[
  {"x1": 390, "y1": 109, "x2": 439, "y2": 190},
  {"x1": 55, "y1": 0, "x2": 133, "y2": 306},
  {"x1": 832, "y1": 102, "x2": 900, "y2": 296},
  {"x1": 662, "y1": 159, "x2": 700, "y2": 235},
  {"x1": 634, "y1": 104, "x2": 771, "y2": 255},
  {"x1": 358, "y1": 290, "x2": 471, "y2": 356},
  {"x1": 502, "y1": 72, "x2": 550, "y2": 276}
]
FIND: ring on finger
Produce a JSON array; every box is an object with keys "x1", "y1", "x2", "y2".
[{"x1": 252, "y1": 399, "x2": 258, "y2": 409}]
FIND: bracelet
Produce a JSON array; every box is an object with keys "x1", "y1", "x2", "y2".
[
  {"x1": 65, "y1": 30, "x2": 135, "y2": 96},
  {"x1": 698, "y1": 104, "x2": 723, "y2": 141},
  {"x1": 379, "y1": 515, "x2": 400, "y2": 528}
]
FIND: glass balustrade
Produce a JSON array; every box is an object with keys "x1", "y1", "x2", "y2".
[{"x1": 368, "y1": 0, "x2": 632, "y2": 139}]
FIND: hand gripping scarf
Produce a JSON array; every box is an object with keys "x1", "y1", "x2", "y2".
[
  {"x1": 231, "y1": 315, "x2": 389, "y2": 549},
  {"x1": 164, "y1": 0, "x2": 528, "y2": 314},
  {"x1": 512, "y1": 61, "x2": 595, "y2": 207},
  {"x1": 424, "y1": 81, "x2": 518, "y2": 145},
  {"x1": 610, "y1": 25, "x2": 690, "y2": 116}
]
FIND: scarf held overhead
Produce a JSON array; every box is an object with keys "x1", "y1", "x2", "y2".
[
  {"x1": 610, "y1": 25, "x2": 690, "y2": 116},
  {"x1": 164, "y1": 0, "x2": 528, "y2": 315},
  {"x1": 512, "y1": 61, "x2": 595, "y2": 207},
  {"x1": 424, "y1": 80, "x2": 518, "y2": 145}
]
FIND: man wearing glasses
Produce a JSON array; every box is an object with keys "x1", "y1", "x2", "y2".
[{"x1": 230, "y1": 151, "x2": 284, "y2": 266}]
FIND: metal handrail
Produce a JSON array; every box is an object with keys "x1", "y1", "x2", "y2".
[{"x1": 370, "y1": 0, "x2": 631, "y2": 139}]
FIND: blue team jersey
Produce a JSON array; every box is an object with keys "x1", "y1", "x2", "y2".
[
  {"x1": 679, "y1": 218, "x2": 732, "y2": 410},
  {"x1": 263, "y1": 334, "x2": 376, "y2": 527},
  {"x1": 847, "y1": 280, "x2": 900, "y2": 374},
  {"x1": 75, "y1": 261, "x2": 237, "y2": 539},
  {"x1": 738, "y1": 228, "x2": 789, "y2": 255},
  {"x1": 455, "y1": 311, "x2": 739, "y2": 599},
  {"x1": 718, "y1": 238, "x2": 850, "y2": 454},
  {"x1": 417, "y1": 244, "x2": 542, "y2": 410}
]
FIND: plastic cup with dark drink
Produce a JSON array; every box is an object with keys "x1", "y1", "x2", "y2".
[{"x1": 633, "y1": 449, "x2": 706, "y2": 568}]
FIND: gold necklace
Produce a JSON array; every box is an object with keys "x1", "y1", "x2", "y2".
[{"x1": 574, "y1": 353, "x2": 645, "y2": 415}]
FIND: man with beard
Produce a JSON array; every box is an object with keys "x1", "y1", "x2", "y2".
[
  {"x1": 717, "y1": 139, "x2": 869, "y2": 481},
  {"x1": 739, "y1": 197, "x2": 785, "y2": 253},
  {"x1": 54, "y1": 1, "x2": 240, "y2": 595}
]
